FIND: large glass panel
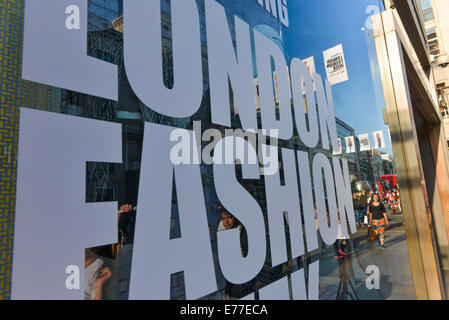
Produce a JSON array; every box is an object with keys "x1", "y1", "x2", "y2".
[
  {"x1": 81, "y1": 0, "x2": 415, "y2": 300},
  {"x1": 3, "y1": 0, "x2": 423, "y2": 300}
]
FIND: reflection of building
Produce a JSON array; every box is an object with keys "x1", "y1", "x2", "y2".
[
  {"x1": 370, "y1": 150, "x2": 386, "y2": 181},
  {"x1": 419, "y1": 0, "x2": 449, "y2": 146},
  {"x1": 335, "y1": 118, "x2": 361, "y2": 182},
  {"x1": 357, "y1": 149, "x2": 393, "y2": 186},
  {"x1": 381, "y1": 153, "x2": 394, "y2": 175},
  {"x1": 358, "y1": 151, "x2": 371, "y2": 183}
]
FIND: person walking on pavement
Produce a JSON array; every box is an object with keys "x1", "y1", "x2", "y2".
[
  {"x1": 368, "y1": 194, "x2": 390, "y2": 249},
  {"x1": 367, "y1": 190, "x2": 374, "y2": 204}
]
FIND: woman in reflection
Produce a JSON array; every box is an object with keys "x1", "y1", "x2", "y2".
[{"x1": 367, "y1": 194, "x2": 390, "y2": 249}]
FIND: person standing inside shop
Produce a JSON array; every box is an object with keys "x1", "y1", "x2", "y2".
[
  {"x1": 368, "y1": 194, "x2": 390, "y2": 249},
  {"x1": 217, "y1": 205, "x2": 254, "y2": 299}
]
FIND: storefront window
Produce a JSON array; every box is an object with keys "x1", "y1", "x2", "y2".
[
  {"x1": 82, "y1": 0, "x2": 415, "y2": 300},
  {"x1": 7, "y1": 0, "x2": 444, "y2": 300}
]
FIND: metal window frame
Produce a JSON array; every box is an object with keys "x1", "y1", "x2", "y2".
[{"x1": 373, "y1": 8, "x2": 449, "y2": 300}]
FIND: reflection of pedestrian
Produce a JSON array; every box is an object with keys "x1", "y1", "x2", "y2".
[
  {"x1": 118, "y1": 204, "x2": 136, "y2": 245},
  {"x1": 352, "y1": 193, "x2": 362, "y2": 227},
  {"x1": 218, "y1": 210, "x2": 238, "y2": 232},
  {"x1": 367, "y1": 190, "x2": 374, "y2": 205},
  {"x1": 85, "y1": 248, "x2": 112, "y2": 300},
  {"x1": 336, "y1": 251, "x2": 359, "y2": 300},
  {"x1": 359, "y1": 192, "x2": 369, "y2": 228},
  {"x1": 395, "y1": 190, "x2": 402, "y2": 213},
  {"x1": 387, "y1": 191, "x2": 398, "y2": 214},
  {"x1": 368, "y1": 194, "x2": 390, "y2": 249},
  {"x1": 218, "y1": 206, "x2": 253, "y2": 299},
  {"x1": 334, "y1": 211, "x2": 350, "y2": 258}
]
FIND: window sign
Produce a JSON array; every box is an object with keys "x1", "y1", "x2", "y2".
[{"x1": 4, "y1": 0, "x2": 417, "y2": 301}]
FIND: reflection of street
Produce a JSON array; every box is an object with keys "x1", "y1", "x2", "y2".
[{"x1": 318, "y1": 213, "x2": 416, "y2": 300}]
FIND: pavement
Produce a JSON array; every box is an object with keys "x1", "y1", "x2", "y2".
[{"x1": 318, "y1": 213, "x2": 416, "y2": 300}]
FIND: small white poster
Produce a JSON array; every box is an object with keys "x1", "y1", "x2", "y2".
[
  {"x1": 333, "y1": 138, "x2": 343, "y2": 155},
  {"x1": 323, "y1": 44, "x2": 349, "y2": 85},
  {"x1": 373, "y1": 130, "x2": 386, "y2": 149},
  {"x1": 358, "y1": 133, "x2": 371, "y2": 152},
  {"x1": 345, "y1": 136, "x2": 356, "y2": 153}
]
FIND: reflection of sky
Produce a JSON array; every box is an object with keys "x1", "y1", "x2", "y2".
[
  {"x1": 420, "y1": 0, "x2": 432, "y2": 10},
  {"x1": 95, "y1": 0, "x2": 393, "y2": 155},
  {"x1": 280, "y1": 0, "x2": 392, "y2": 155}
]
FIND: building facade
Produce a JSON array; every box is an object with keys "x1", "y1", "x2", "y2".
[{"x1": 419, "y1": 0, "x2": 449, "y2": 147}]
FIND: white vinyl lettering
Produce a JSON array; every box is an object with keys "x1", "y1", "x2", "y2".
[
  {"x1": 312, "y1": 153, "x2": 339, "y2": 245},
  {"x1": 297, "y1": 151, "x2": 319, "y2": 252},
  {"x1": 265, "y1": 148, "x2": 305, "y2": 266},
  {"x1": 124, "y1": 0, "x2": 203, "y2": 118},
  {"x1": 258, "y1": 277, "x2": 290, "y2": 300},
  {"x1": 129, "y1": 123, "x2": 216, "y2": 300},
  {"x1": 278, "y1": 0, "x2": 289, "y2": 27},
  {"x1": 315, "y1": 73, "x2": 339, "y2": 151},
  {"x1": 214, "y1": 136, "x2": 266, "y2": 284},
  {"x1": 12, "y1": 108, "x2": 122, "y2": 299},
  {"x1": 333, "y1": 158, "x2": 357, "y2": 237},
  {"x1": 254, "y1": 30, "x2": 293, "y2": 140},
  {"x1": 291, "y1": 261, "x2": 320, "y2": 300},
  {"x1": 290, "y1": 58, "x2": 319, "y2": 148},
  {"x1": 206, "y1": 0, "x2": 258, "y2": 131},
  {"x1": 22, "y1": 0, "x2": 117, "y2": 100}
]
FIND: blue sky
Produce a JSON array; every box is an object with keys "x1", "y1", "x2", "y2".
[{"x1": 281, "y1": 0, "x2": 392, "y2": 155}]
